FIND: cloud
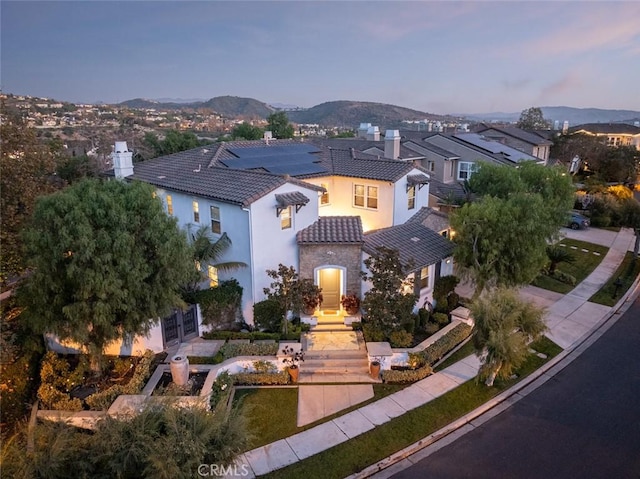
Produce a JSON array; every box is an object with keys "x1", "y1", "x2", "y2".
[{"x1": 535, "y1": 71, "x2": 583, "y2": 104}]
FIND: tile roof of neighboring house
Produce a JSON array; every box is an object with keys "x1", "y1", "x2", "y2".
[
  {"x1": 569, "y1": 123, "x2": 640, "y2": 135},
  {"x1": 408, "y1": 207, "x2": 450, "y2": 233},
  {"x1": 476, "y1": 125, "x2": 553, "y2": 146},
  {"x1": 422, "y1": 133, "x2": 513, "y2": 165},
  {"x1": 453, "y1": 133, "x2": 539, "y2": 163},
  {"x1": 309, "y1": 138, "x2": 424, "y2": 160},
  {"x1": 297, "y1": 148, "x2": 429, "y2": 182},
  {"x1": 404, "y1": 141, "x2": 461, "y2": 159},
  {"x1": 129, "y1": 143, "x2": 322, "y2": 207},
  {"x1": 297, "y1": 216, "x2": 364, "y2": 244},
  {"x1": 363, "y1": 222, "x2": 454, "y2": 270},
  {"x1": 428, "y1": 178, "x2": 468, "y2": 203}
]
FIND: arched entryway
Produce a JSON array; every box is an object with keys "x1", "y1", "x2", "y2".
[{"x1": 315, "y1": 265, "x2": 345, "y2": 311}]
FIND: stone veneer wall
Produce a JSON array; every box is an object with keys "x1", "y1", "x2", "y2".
[{"x1": 299, "y1": 244, "x2": 362, "y2": 296}]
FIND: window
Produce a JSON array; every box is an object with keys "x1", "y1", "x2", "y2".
[
  {"x1": 166, "y1": 195, "x2": 174, "y2": 215},
  {"x1": 320, "y1": 183, "x2": 329, "y2": 205},
  {"x1": 449, "y1": 161, "x2": 454, "y2": 177},
  {"x1": 419, "y1": 267, "x2": 430, "y2": 289},
  {"x1": 281, "y1": 206, "x2": 292, "y2": 229},
  {"x1": 208, "y1": 265, "x2": 218, "y2": 288},
  {"x1": 458, "y1": 162, "x2": 475, "y2": 180},
  {"x1": 407, "y1": 185, "x2": 416, "y2": 210},
  {"x1": 193, "y1": 201, "x2": 200, "y2": 223},
  {"x1": 354, "y1": 184, "x2": 378, "y2": 210},
  {"x1": 210, "y1": 206, "x2": 221, "y2": 234},
  {"x1": 427, "y1": 161, "x2": 435, "y2": 172}
]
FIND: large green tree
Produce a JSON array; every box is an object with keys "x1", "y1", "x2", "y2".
[
  {"x1": 142, "y1": 130, "x2": 206, "y2": 159},
  {"x1": 266, "y1": 112, "x2": 294, "y2": 139},
  {"x1": 516, "y1": 107, "x2": 550, "y2": 130},
  {"x1": 19, "y1": 179, "x2": 192, "y2": 374},
  {"x1": 231, "y1": 122, "x2": 264, "y2": 140},
  {"x1": 471, "y1": 288, "x2": 547, "y2": 386},
  {"x1": 361, "y1": 247, "x2": 417, "y2": 335},
  {"x1": 456, "y1": 162, "x2": 574, "y2": 297},
  {"x1": 0, "y1": 110, "x2": 64, "y2": 284}
]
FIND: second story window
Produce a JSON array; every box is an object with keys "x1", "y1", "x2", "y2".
[
  {"x1": 208, "y1": 265, "x2": 218, "y2": 288},
  {"x1": 210, "y1": 206, "x2": 221, "y2": 234},
  {"x1": 166, "y1": 195, "x2": 174, "y2": 215},
  {"x1": 193, "y1": 201, "x2": 200, "y2": 223},
  {"x1": 419, "y1": 267, "x2": 430, "y2": 289},
  {"x1": 458, "y1": 162, "x2": 475, "y2": 181},
  {"x1": 281, "y1": 206, "x2": 292, "y2": 230},
  {"x1": 407, "y1": 185, "x2": 416, "y2": 210},
  {"x1": 427, "y1": 161, "x2": 435, "y2": 172},
  {"x1": 354, "y1": 184, "x2": 378, "y2": 210},
  {"x1": 320, "y1": 183, "x2": 329, "y2": 205}
]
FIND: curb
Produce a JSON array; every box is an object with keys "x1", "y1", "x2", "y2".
[{"x1": 349, "y1": 273, "x2": 640, "y2": 479}]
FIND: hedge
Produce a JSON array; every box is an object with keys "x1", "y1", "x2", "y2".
[
  {"x1": 420, "y1": 323, "x2": 473, "y2": 366},
  {"x1": 382, "y1": 364, "x2": 433, "y2": 383},
  {"x1": 219, "y1": 342, "x2": 279, "y2": 361},
  {"x1": 232, "y1": 371, "x2": 291, "y2": 385},
  {"x1": 187, "y1": 280, "x2": 243, "y2": 328},
  {"x1": 202, "y1": 331, "x2": 281, "y2": 341}
]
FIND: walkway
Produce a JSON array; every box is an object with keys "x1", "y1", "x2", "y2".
[{"x1": 232, "y1": 228, "x2": 636, "y2": 478}]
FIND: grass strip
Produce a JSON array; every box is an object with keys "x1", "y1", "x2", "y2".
[
  {"x1": 262, "y1": 337, "x2": 562, "y2": 479},
  {"x1": 532, "y1": 238, "x2": 609, "y2": 294},
  {"x1": 589, "y1": 251, "x2": 640, "y2": 306}
]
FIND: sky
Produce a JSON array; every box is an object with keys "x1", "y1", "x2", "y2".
[{"x1": 1, "y1": 1, "x2": 639, "y2": 115}]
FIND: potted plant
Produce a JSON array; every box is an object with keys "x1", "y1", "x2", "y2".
[
  {"x1": 341, "y1": 293, "x2": 361, "y2": 315},
  {"x1": 298, "y1": 279, "x2": 322, "y2": 315},
  {"x1": 303, "y1": 292, "x2": 323, "y2": 315},
  {"x1": 369, "y1": 355, "x2": 382, "y2": 379},
  {"x1": 281, "y1": 345, "x2": 305, "y2": 383}
]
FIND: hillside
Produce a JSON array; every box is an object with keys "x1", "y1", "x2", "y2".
[
  {"x1": 199, "y1": 96, "x2": 274, "y2": 118},
  {"x1": 464, "y1": 106, "x2": 640, "y2": 126},
  {"x1": 287, "y1": 100, "x2": 446, "y2": 128}
]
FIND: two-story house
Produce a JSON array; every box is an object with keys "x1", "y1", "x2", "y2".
[{"x1": 474, "y1": 124, "x2": 553, "y2": 163}]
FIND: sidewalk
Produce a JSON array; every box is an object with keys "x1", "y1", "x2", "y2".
[{"x1": 233, "y1": 228, "x2": 637, "y2": 478}]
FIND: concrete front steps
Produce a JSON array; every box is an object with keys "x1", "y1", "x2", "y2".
[
  {"x1": 311, "y1": 321, "x2": 352, "y2": 332},
  {"x1": 299, "y1": 349, "x2": 378, "y2": 383}
]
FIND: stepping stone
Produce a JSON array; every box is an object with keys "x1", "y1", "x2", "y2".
[
  {"x1": 570, "y1": 246, "x2": 578, "y2": 249},
  {"x1": 593, "y1": 252, "x2": 601, "y2": 256},
  {"x1": 581, "y1": 248, "x2": 589, "y2": 253},
  {"x1": 536, "y1": 352, "x2": 548, "y2": 359},
  {"x1": 559, "y1": 244, "x2": 567, "y2": 247}
]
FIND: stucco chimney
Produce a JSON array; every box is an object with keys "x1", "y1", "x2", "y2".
[
  {"x1": 113, "y1": 141, "x2": 133, "y2": 179},
  {"x1": 358, "y1": 123, "x2": 371, "y2": 139},
  {"x1": 366, "y1": 125, "x2": 380, "y2": 141},
  {"x1": 384, "y1": 130, "x2": 400, "y2": 159}
]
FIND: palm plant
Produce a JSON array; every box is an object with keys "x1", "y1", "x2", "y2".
[
  {"x1": 545, "y1": 245, "x2": 576, "y2": 276},
  {"x1": 471, "y1": 288, "x2": 547, "y2": 386},
  {"x1": 184, "y1": 224, "x2": 247, "y2": 294}
]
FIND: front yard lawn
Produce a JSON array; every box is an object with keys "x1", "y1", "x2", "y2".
[
  {"x1": 589, "y1": 252, "x2": 640, "y2": 306},
  {"x1": 263, "y1": 336, "x2": 562, "y2": 479},
  {"x1": 532, "y1": 239, "x2": 609, "y2": 294}
]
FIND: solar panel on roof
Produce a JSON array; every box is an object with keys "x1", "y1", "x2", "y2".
[{"x1": 227, "y1": 144, "x2": 321, "y2": 158}]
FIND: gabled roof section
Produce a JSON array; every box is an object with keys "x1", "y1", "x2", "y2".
[
  {"x1": 404, "y1": 141, "x2": 461, "y2": 160},
  {"x1": 129, "y1": 144, "x2": 321, "y2": 207},
  {"x1": 453, "y1": 133, "x2": 539, "y2": 163},
  {"x1": 569, "y1": 123, "x2": 640, "y2": 135},
  {"x1": 297, "y1": 216, "x2": 364, "y2": 244},
  {"x1": 408, "y1": 207, "x2": 450, "y2": 233},
  {"x1": 309, "y1": 138, "x2": 424, "y2": 160},
  {"x1": 363, "y1": 222, "x2": 454, "y2": 270},
  {"x1": 476, "y1": 125, "x2": 553, "y2": 146}
]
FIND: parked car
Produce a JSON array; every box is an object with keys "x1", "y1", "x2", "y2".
[{"x1": 568, "y1": 212, "x2": 590, "y2": 230}]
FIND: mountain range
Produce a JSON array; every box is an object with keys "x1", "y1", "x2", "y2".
[{"x1": 117, "y1": 97, "x2": 640, "y2": 129}]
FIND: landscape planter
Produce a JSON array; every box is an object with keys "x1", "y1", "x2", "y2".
[
  {"x1": 288, "y1": 366, "x2": 300, "y2": 383},
  {"x1": 369, "y1": 361, "x2": 381, "y2": 379}
]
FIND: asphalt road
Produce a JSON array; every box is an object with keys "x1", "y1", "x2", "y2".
[{"x1": 393, "y1": 297, "x2": 640, "y2": 479}]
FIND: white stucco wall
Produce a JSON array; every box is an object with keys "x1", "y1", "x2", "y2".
[
  {"x1": 392, "y1": 169, "x2": 430, "y2": 225},
  {"x1": 304, "y1": 175, "x2": 394, "y2": 232}
]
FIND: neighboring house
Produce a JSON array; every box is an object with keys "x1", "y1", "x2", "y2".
[
  {"x1": 474, "y1": 124, "x2": 553, "y2": 163},
  {"x1": 568, "y1": 123, "x2": 640, "y2": 150}
]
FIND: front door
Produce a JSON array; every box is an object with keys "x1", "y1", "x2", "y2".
[
  {"x1": 319, "y1": 268, "x2": 341, "y2": 310},
  {"x1": 162, "y1": 304, "x2": 199, "y2": 348}
]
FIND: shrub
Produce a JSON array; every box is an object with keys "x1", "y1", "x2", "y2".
[
  {"x1": 433, "y1": 312, "x2": 450, "y2": 326},
  {"x1": 350, "y1": 321, "x2": 362, "y2": 331},
  {"x1": 232, "y1": 371, "x2": 290, "y2": 385},
  {"x1": 402, "y1": 320, "x2": 415, "y2": 334},
  {"x1": 389, "y1": 330, "x2": 413, "y2": 348},
  {"x1": 447, "y1": 292, "x2": 461, "y2": 311},
  {"x1": 251, "y1": 360, "x2": 278, "y2": 373},
  {"x1": 188, "y1": 280, "x2": 243, "y2": 328},
  {"x1": 420, "y1": 323, "x2": 473, "y2": 365},
  {"x1": 433, "y1": 275, "x2": 460, "y2": 302},
  {"x1": 417, "y1": 308, "x2": 430, "y2": 330},
  {"x1": 555, "y1": 270, "x2": 577, "y2": 286},
  {"x1": 210, "y1": 371, "x2": 234, "y2": 408},
  {"x1": 201, "y1": 331, "x2": 280, "y2": 341},
  {"x1": 382, "y1": 364, "x2": 432, "y2": 383},
  {"x1": 424, "y1": 322, "x2": 440, "y2": 335},
  {"x1": 253, "y1": 299, "x2": 284, "y2": 333},
  {"x1": 219, "y1": 342, "x2": 279, "y2": 361},
  {"x1": 590, "y1": 215, "x2": 611, "y2": 227},
  {"x1": 363, "y1": 323, "x2": 385, "y2": 342},
  {"x1": 37, "y1": 352, "x2": 90, "y2": 410}
]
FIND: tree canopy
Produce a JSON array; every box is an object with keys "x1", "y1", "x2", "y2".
[
  {"x1": 266, "y1": 112, "x2": 294, "y2": 139},
  {"x1": 19, "y1": 179, "x2": 193, "y2": 373},
  {"x1": 231, "y1": 122, "x2": 264, "y2": 140},
  {"x1": 1, "y1": 109, "x2": 64, "y2": 284},
  {"x1": 516, "y1": 107, "x2": 550, "y2": 130},
  {"x1": 453, "y1": 162, "x2": 574, "y2": 297},
  {"x1": 142, "y1": 130, "x2": 206, "y2": 159}
]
